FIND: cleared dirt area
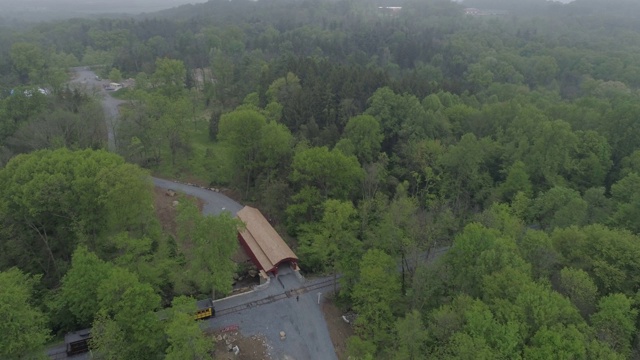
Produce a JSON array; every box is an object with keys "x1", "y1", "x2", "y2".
[
  {"x1": 210, "y1": 330, "x2": 271, "y2": 360},
  {"x1": 153, "y1": 186, "x2": 204, "y2": 236},
  {"x1": 322, "y1": 296, "x2": 354, "y2": 360}
]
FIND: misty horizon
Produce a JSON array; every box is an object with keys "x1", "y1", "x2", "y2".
[{"x1": 0, "y1": 0, "x2": 208, "y2": 18}]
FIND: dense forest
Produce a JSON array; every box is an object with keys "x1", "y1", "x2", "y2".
[{"x1": 3, "y1": 0, "x2": 640, "y2": 358}]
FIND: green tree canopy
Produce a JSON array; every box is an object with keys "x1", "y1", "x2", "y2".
[
  {"x1": 0, "y1": 268, "x2": 49, "y2": 359},
  {"x1": 529, "y1": 186, "x2": 587, "y2": 230},
  {"x1": 340, "y1": 114, "x2": 384, "y2": 164},
  {"x1": 92, "y1": 267, "x2": 163, "y2": 360},
  {"x1": 558, "y1": 267, "x2": 598, "y2": 319},
  {"x1": 0, "y1": 148, "x2": 156, "y2": 286},
  {"x1": 55, "y1": 246, "x2": 113, "y2": 329},
  {"x1": 164, "y1": 296, "x2": 213, "y2": 360},
  {"x1": 352, "y1": 249, "x2": 401, "y2": 350},
  {"x1": 394, "y1": 310, "x2": 428, "y2": 360},
  {"x1": 552, "y1": 225, "x2": 640, "y2": 296},
  {"x1": 610, "y1": 173, "x2": 640, "y2": 233},
  {"x1": 10, "y1": 42, "x2": 45, "y2": 83},
  {"x1": 298, "y1": 199, "x2": 362, "y2": 294},
  {"x1": 291, "y1": 146, "x2": 364, "y2": 199},
  {"x1": 218, "y1": 108, "x2": 293, "y2": 193},
  {"x1": 108, "y1": 68, "x2": 122, "y2": 83},
  {"x1": 152, "y1": 58, "x2": 186, "y2": 98},
  {"x1": 287, "y1": 146, "x2": 364, "y2": 225},
  {"x1": 590, "y1": 293, "x2": 638, "y2": 357},
  {"x1": 218, "y1": 108, "x2": 266, "y2": 191},
  {"x1": 176, "y1": 199, "x2": 241, "y2": 298}
]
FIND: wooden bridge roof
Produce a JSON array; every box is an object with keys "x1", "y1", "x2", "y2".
[{"x1": 236, "y1": 206, "x2": 298, "y2": 273}]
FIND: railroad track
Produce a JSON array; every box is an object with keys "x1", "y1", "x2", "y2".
[
  {"x1": 215, "y1": 277, "x2": 337, "y2": 317},
  {"x1": 291, "y1": 277, "x2": 340, "y2": 295},
  {"x1": 48, "y1": 349, "x2": 67, "y2": 360},
  {"x1": 48, "y1": 279, "x2": 338, "y2": 359}
]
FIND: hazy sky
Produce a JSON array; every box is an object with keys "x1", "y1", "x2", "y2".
[
  {"x1": 1, "y1": 0, "x2": 208, "y2": 15},
  {"x1": 0, "y1": 0, "x2": 581, "y2": 21}
]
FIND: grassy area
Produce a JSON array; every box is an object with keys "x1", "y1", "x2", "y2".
[
  {"x1": 110, "y1": 87, "x2": 132, "y2": 99},
  {"x1": 153, "y1": 115, "x2": 234, "y2": 187}
]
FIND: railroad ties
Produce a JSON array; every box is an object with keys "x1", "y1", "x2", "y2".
[
  {"x1": 47, "y1": 349, "x2": 68, "y2": 360},
  {"x1": 215, "y1": 277, "x2": 336, "y2": 317}
]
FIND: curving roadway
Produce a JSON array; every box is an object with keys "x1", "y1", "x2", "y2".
[
  {"x1": 70, "y1": 67, "x2": 244, "y2": 215},
  {"x1": 152, "y1": 177, "x2": 243, "y2": 216}
]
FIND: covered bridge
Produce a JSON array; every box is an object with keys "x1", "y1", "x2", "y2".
[{"x1": 236, "y1": 206, "x2": 298, "y2": 275}]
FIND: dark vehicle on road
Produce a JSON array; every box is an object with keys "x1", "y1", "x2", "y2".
[{"x1": 65, "y1": 328, "x2": 91, "y2": 356}]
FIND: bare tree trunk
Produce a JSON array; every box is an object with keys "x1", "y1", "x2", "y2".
[
  {"x1": 245, "y1": 168, "x2": 252, "y2": 198},
  {"x1": 401, "y1": 251, "x2": 406, "y2": 295},
  {"x1": 26, "y1": 219, "x2": 60, "y2": 282}
]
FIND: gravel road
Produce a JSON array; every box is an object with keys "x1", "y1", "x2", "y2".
[
  {"x1": 208, "y1": 266, "x2": 339, "y2": 360},
  {"x1": 152, "y1": 177, "x2": 243, "y2": 216}
]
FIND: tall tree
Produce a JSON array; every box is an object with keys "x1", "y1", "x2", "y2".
[
  {"x1": 256, "y1": 120, "x2": 293, "y2": 179},
  {"x1": 523, "y1": 324, "x2": 588, "y2": 360},
  {"x1": 0, "y1": 268, "x2": 50, "y2": 360},
  {"x1": 366, "y1": 185, "x2": 425, "y2": 293},
  {"x1": 54, "y1": 246, "x2": 113, "y2": 329},
  {"x1": 557, "y1": 267, "x2": 598, "y2": 319},
  {"x1": 10, "y1": 42, "x2": 45, "y2": 83},
  {"x1": 91, "y1": 311, "x2": 126, "y2": 360},
  {"x1": 0, "y1": 149, "x2": 156, "y2": 286},
  {"x1": 176, "y1": 200, "x2": 241, "y2": 299},
  {"x1": 446, "y1": 223, "x2": 503, "y2": 297},
  {"x1": 298, "y1": 199, "x2": 362, "y2": 294},
  {"x1": 152, "y1": 58, "x2": 187, "y2": 98},
  {"x1": 394, "y1": 310, "x2": 428, "y2": 360},
  {"x1": 217, "y1": 108, "x2": 265, "y2": 193},
  {"x1": 439, "y1": 133, "x2": 498, "y2": 212},
  {"x1": 337, "y1": 114, "x2": 384, "y2": 164},
  {"x1": 610, "y1": 173, "x2": 640, "y2": 233},
  {"x1": 530, "y1": 186, "x2": 587, "y2": 230},
  {"x1": 365, "y1": 87, "x2": 427, "y2": 151},
  {"x1": 287, "y1": 146, "x2": 364, "y2": 225},
  {"x1": 590, "y1": 293, "x2": 637, "y2": 357},
  {"x1": 164, "y1": 296, "x2": 213, "y2": 360},
  {"x1": 497, "y1": 161, "x2": 533, "y2": 202},
  {"x1": 93, "y1": 267, "x2": 164, "y2": 360},
  {"x1": 552, "y1": 225, "x2": 640, "y2": 296},
  {"x1": 217, "y1": 108, "x2": 292, "y2": 193},
  {"x1": 108, "y1": 68, "x2": 123, "y2": 83},
  {"x1": 352, "y1": 249, "x2": 401, "y2": 350},
  {"x1": 290, "y1": 146, "x2": 364, "y2": 200}
]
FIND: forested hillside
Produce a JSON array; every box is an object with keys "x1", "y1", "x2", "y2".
[{"x1": 3, "y1": 0, "x2": 640, "y2": 358}]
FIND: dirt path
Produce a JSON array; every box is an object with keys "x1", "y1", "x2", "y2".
[{"x1": 70, "y1": 67, "x2": 125, "y2": 151}]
